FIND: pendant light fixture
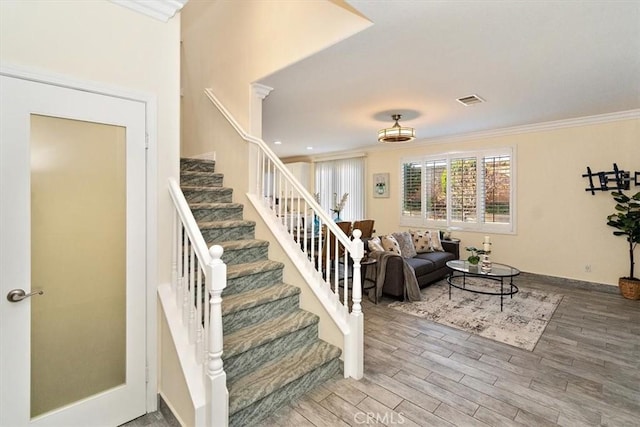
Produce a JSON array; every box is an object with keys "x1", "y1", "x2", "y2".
[{"x1": 377, "y1": 114, "x2": 415, "y2": 143}]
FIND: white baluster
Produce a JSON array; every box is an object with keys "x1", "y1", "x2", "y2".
[
  {"x1": 206, "y1": 245, "x2": 228, "y2": 427},
  {"x1": 257, "y1": 151, "x2": 264, "y2": 200},
  {"x1": 188, "y1": 245, "x2": 196, "y2": 343},
  {"x1": 182, "y1": 238, "x2": 190, "y2": 326},
  {"x1": 176, "y1": 225, "x2": 184, "y2": 311},
  {"x1": 343, "y1": 251, "x2": 349, "y2": 308},
  {"x1": 203, "y1": 263, "x2": 210, "y2": 366},
  {"x1": 196, "y1": 264, "x2": 204, "y2": 364},
  {"x1": 171, "y1": 210, "x2": 178, "y2": 295}
]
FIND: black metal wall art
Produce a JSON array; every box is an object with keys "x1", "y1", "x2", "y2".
[{"x1": 583, "y1": 163, "x2": 639, "y2": 195}]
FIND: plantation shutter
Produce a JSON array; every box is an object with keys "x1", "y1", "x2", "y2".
[
  {"x1": 450, "y1": 157, "x2": 477, "y2": 223},
  {"x1": 482, "y1": 155, "x2": 511, "y2": 224},
  {"x1": 399, "y1": 149, "x2": 514, "y2": 232},
  {"x1": 401, "y1": 160, "x2": 423, "y2": 217},
  {"x1": 425, "y1": 159, "x2": 447, "y2": 221}
]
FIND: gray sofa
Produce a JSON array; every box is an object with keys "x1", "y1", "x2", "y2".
[{"x1": 374, "y1": 239, "x2": 460, "y2": 299}]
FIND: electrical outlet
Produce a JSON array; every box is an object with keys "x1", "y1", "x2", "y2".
[{"x1": 585, "y1": 264, "x2": 592, "y2": 273}]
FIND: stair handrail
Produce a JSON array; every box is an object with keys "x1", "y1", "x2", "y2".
[
  {"x1": 203, "y1": 89, "x2": 350, "y2": 249},
  {"x1": 205, "y1": 88, "x2": 364, "y2": 379}
]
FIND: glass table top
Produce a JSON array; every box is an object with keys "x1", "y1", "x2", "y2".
[{"x1": 446, "y1": 260, "x2": 520, "y2": 277}]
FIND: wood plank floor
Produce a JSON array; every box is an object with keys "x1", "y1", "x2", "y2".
[{"x1": 258, "y1": 277, "x2": 640, "y2": 426}]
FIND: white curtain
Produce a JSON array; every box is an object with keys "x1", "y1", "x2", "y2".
[{"x1": 315, "y1": 157, "x2": 364, "y2": 221}]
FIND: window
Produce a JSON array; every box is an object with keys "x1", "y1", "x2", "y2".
[
  {"x1": 400, "y1": 149, "x2": 515, "y2": 233},
  {"x1": 315, "y1": 157, "x2": 365, "y2": 221}
]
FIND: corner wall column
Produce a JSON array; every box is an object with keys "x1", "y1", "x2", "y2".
[{"x1": 248, "y1": 83, "x2": 273, "y2": 195}]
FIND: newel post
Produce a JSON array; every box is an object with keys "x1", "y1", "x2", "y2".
[
  {"x1": 347, "y1": 229, "x2": 364, "y2": 379},
  {"x1": 206, "y1": 245, "x2": 229, "y2": 427}
]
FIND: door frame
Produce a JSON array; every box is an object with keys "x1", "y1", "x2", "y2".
[{"x1": 0, "y1": 63, "x2": 159, "y2": 414}]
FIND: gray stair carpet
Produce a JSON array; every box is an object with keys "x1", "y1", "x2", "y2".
[{"x1": 179, "y1": 158, "x2": 342, "y2": 427}]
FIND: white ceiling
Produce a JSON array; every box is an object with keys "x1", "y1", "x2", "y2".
[{"x1": 259, "y1": 0, "x2": 640, "y2": 159}]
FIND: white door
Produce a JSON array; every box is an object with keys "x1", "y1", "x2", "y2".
[{"x1": 0, "y1": 75, "x2": 147, "y2": 426}]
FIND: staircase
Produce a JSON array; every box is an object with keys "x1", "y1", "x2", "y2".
[{"x1": 180, "y1": 157, "x2": 342, "y2": 426}]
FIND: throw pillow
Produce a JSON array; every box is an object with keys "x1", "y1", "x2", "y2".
[
  {"x1": 368, "y1": 236, "x2": 384, "y2": 252},
  {"x1": 392, "y1": 231, "x2": 417, "y2": 258},
  {"x1": 429, "y1": 230, "x2": 444, "y2": 252},
  {"x1": 380, "y1": 235, "x2": 401, "y2": 255},
  {"x1": 410, "y1": 229, "x2": 432, "y2": 253}
]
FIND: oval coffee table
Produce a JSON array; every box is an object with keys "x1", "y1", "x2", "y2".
[{"x1": 446, "y1": 260, "x2": 520, "y2": 311}]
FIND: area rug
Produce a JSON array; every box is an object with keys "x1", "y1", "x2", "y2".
[{"x1": 386, "y1": 278, "x2": 563, "y2": 351}]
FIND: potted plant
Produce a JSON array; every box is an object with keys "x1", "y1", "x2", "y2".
[
  {"x1": 606, "y1": 191, "x2": 640, "y2": 300},
  {"x1": 465, "y1": 247, "x2": 482, "y2": 272}
]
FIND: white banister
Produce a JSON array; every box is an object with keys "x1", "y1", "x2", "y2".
[
  {"x1": 204, "y1": 88, "x2": 364, "y2": 379},
  {"x1": 168, "y1": 178, "x2": 229, "y2": 426}
]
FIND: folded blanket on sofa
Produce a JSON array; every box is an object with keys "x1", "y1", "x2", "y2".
[{"x1": 366, "y1": 251, "x2": 422, "y2": 302}]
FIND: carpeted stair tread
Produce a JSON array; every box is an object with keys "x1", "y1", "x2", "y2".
[
  {"x1": 197, "y1": 219, "x2": 255, "y2": 229},
  {"x1": 228, "y1": 340, "x2": 342, "y2": 415},
  {"x1": 189, "y1": 202, "x2": 244, "y2": 223},
  {"x1": 181, "y1": 170, "x2": 223, "y2": 179},
  {"x1": 181, "y1": 185, "x2": 232, "y2": 193},
  {"x1": 217, "y1": 239, "x2": 269, "y2": 252},
  {"x1": 182, "y1": 186, "x2": 233, "y2": 203},
  {"x1": 223, "y1": 310, "x2": 317, "y2": 360},
  {"x1": 215, "y1": 239, "x2": 269, "y2": 266},
  {"x1": 181, "y1": 184, "x2": 228, "y2": 190},
  {"x1": 189, "y1": 202, "x2": 243, "y2": 210},
  {"x1": 180, "y1": 171, "x2": 224, "y2": 187},
  {"x1": 226, "y1": 259, "x2": 283, "y2": 279},
  {"x1": 222, "y1": 282, "x2": 300, "y2": 317},
  {"x1": 180, "y1": 158, "x2": 216, "y2": 173}
]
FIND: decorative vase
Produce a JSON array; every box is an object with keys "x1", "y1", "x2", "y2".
[
  {"x1": 481, "y1": 254, "x2": 492, "y2": 273},
  {"x1": 468, "y1": 263, "x2": 479, "y2": 273},
  {"x1": 313, "y1": 214, "x2": 320, "y2": 234}
]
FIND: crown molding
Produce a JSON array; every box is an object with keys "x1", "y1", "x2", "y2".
[
  {"x1": 252, "y1": 83, "x2": 274, "y2": 100},
  {"x1": 363, "y1": 109, "x2": 640, "y2": 153},
  {"x1": 110, "y1": 0, "x2": 188, "y2": 22}
]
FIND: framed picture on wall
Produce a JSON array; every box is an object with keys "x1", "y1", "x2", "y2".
[{"x1": 373, "y1": 173, "x2": 389, "y2": 198}]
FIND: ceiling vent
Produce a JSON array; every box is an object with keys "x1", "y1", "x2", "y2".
[{"x1": 456, "y1": 94, "x2": 485, "y2": 106}]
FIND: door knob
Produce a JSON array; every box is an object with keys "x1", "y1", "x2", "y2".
[{"x1": 6, "y1": 288, "x2": 44, "y2": 303}]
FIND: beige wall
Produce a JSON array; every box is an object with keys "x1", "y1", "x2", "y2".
[
  {"x1": 1, "y1": 0, "x2": 181, "y2": 417},
  {"x1": 0, "y1": 0, "x2": 180, "y2": 286},
  {"x1": 159, "y1": 310, "x2": 194, "y2": 427},
  {"x1": 180, "y1": 0, "x2": 371, "y2": 157},
  {"x1": 365, "y1": 117, "x2": 640, "y2": 287}
]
